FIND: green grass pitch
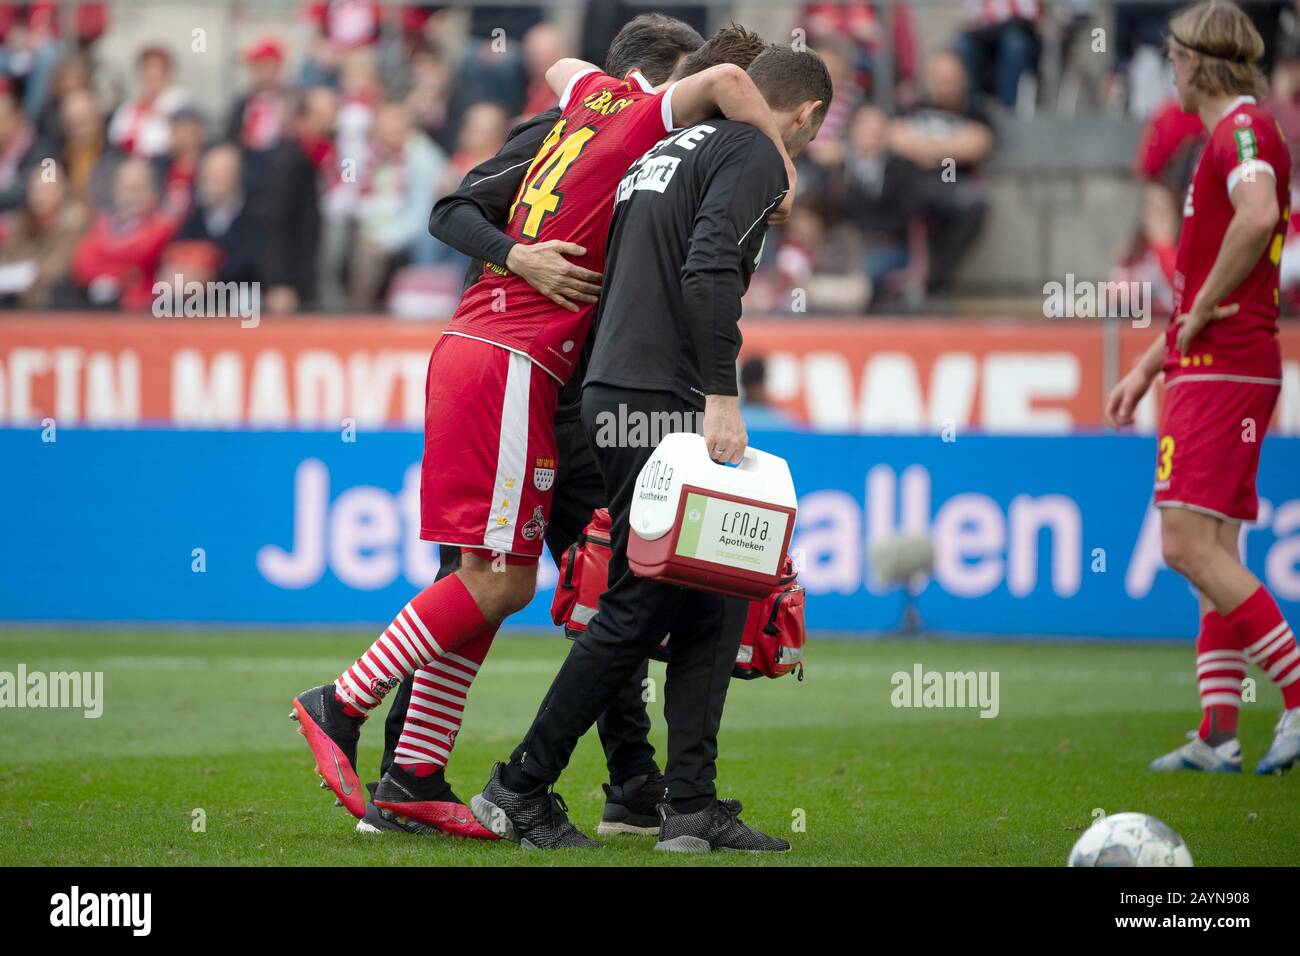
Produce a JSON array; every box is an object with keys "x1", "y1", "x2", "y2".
[{"x1": 1, "y1": 628, "x2": 1297, "y2": 867}]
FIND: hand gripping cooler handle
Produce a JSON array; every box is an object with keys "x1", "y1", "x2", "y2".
[{"x1": 706, "y1": 442, "x2": 762, "y2": 472}]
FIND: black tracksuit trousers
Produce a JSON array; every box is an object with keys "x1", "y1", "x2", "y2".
[{"x1": 508, "y1": 384, "x2": 747, "y2": 804}]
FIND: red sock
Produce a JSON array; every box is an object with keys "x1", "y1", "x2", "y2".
[
  {"x1": 1228, "y1": 586, "x2": 1300, "y2": 710},
  {"x1": 1196, "y1": 611, "x2": 1245, "y2": 740},
  {"x1": 394, "y1": 624, "x2": 499, "y2": 773},
  {"x1": 334, "y1": 575, "x2": 487, "y2": 714}
]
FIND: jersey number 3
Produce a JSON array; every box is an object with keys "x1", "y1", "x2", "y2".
[
  {"x1": 1156, "y1": 435, "x2": 1175, "y2": 482},
  {"x1": 511, "y1": 119, "x2": 597, "y2": 240}
]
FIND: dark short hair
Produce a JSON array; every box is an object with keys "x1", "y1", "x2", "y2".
[
  {"x1": 746, "y1": 45, "x2": 833, "y2": 122},
  {"x1": 740, "y1": 356, "x2": 767, "y2": 390},
  {"x1": 674, "y1": 22, "x2": 766, "y2": 78},
  {"x1": 605, "y1": 14, "x2": 704, "y2": 86}
]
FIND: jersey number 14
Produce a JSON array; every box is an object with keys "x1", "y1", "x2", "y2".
[{"x1": 510, "y1": 119, "x2": 596, "y2": 240}]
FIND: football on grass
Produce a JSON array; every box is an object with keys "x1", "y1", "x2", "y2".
[{"x1": 1068, "y1": 812, "x2": 1194, "y2": 867}]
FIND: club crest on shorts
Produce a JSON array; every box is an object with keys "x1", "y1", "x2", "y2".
[
  {"x1": 533, "y1": 456, "x2": 556, "y2": 492},
  {"x1": 521, "y1": 506, "x2": 547, "y2": 541}
]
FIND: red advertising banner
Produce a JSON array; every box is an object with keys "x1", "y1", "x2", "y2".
[
  {"x1": 744, "y1": 319, "x2": 1106, "y2": 433},
  {"x1": 1, "y1": 315, "x2": 1297, "y2": 433}
]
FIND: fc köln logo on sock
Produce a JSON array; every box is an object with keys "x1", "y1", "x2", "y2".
[{"x1": 533, "y1": 457, "x2": 556, "y2": 491}]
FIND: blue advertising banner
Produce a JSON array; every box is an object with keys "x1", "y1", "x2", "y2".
[{"x1": 2, "y1": 427, "x2": 1297, "y2": 638}]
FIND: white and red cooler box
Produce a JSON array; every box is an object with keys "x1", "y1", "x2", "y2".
[
  {"x1": 552, "y1": 434, "x2": 806, "y2": 680},
  {"x1": 627, "y1": 433, "x2": 797, "y2": 600}
]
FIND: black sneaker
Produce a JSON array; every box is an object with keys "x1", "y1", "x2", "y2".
[
  {"x1": 372, "y1": 764, "x2": 497, "y2": 839},
  {"x1": 654, "y1": 798, "x2": 791, "y2": 853},
  {"x1": 290, "y1": 684, "x2": 367, "y2": 818},
  {"x1": 355, "y1": 782, "x2": 439, "y2": 835},
  {"x1": 597, "y1": 771, "x2": 665, "y2": 836},
  {"x1": 470, "y1": 761, "x2": 600, "y2": 849}
]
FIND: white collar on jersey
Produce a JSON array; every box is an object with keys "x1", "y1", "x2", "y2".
[
  {"x1": 628, "y1": 70, "x2": 655, "y2": 94},
  {"x1": 1221, "y1": 95, "x2": 1257, "y2": 117}
]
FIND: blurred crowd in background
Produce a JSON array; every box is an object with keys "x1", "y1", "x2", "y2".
[{"x1": 2, "y1": 0, "x2": 1300, "y2": 318}]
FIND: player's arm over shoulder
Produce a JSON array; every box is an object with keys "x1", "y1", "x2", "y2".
[
  {"x1": 709, "y1": 125, "x2": 788, "y2": 199},
  {"x1": 545, "y1": 58, "x2": 607, "y2": 109},
  {"x1": 667, "y1": 63, "x2": 751, "y2": 129},
  {"x1": 691, "y1": 126, "x2": 789, "y2": 254},
  {"x1": 746, "y1": 126, "x2": 789, "y2": 184}
]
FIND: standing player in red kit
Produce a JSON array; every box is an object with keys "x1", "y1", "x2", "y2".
[
  {"x1": 289, "y1": 44, "x2": 797, "y2": 828},
  {"x1": 1106, "y1": 1, "x2": 1300, "y2": 774}
]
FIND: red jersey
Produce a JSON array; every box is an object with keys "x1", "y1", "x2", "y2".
[
  {"x1": 445, "y1": 69, "x2": 677, "y2": 383},
  {"x1": 1168, "y1": 96, "x2": 1291, "y2": 384}
]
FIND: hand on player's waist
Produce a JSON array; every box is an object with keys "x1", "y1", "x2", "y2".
[{"x1": 506, "y1": 240, "x2": 603, "y2": 314}]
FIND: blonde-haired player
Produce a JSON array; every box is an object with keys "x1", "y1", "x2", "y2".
[{"x1": 1106, "y1": 1, "x2": 1300, "y2": 773}]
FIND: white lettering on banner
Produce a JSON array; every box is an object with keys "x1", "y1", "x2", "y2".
[
  {"x1": 169, "y1": 350, "x2": 429, "y2": 428},
  {"x1": 1007, "y1": 495, "x2": 1082, "y2": 597},
  {"x1": 1267, "y1": 499, "x2": 1300, "y2": 601},
  {"x1": 252, "y1": 459, "x2": 1299, "y2": 606},
  {"x1": 174, "y1": 349, "x2": 243, "y2": 424},
  {"x1": 800, "y1": 466, "x2": 1087, "y2": 600},
  {"x1": 87, "y1": 351, "x2": 140, "y2": 423},
  {"x1": 932, "y1": 493, "x2": 1006, "y2": 597},
  {"x1": 256, "y1": 460, "x2": 559, "y2": 592},
  {"x1": 762, "y1": 350, "x2": 1083, "y2": 433},
  {"x1": 1125, "y1": 497, "x2": 1300, "y2": 601},
  {"x1": 349, "y1": 353, "x2": 404, "y2": 424},
  {"x1": 1124, "y1": 504, "x2": 1165, "y2": 599},
  {"x1": 0, "y1": 347, "x2": 141, "y2": 425},
  {"x1": 296, "y1": 350, "x2": 346, "y2": 427},
  {"x1": 257, "y1": 458, "x2": 329, "y2": 587},
  {"x1": 248, "y1": 351, "x2": 289, "y2": 425},
  {"x1": 400, "y1": 464, "x2": 442, "y2": 586},
  {"x1": 2, "y1": 340, "x2": 1296, "y2": 433},
  {"x1": 1282, "y1": 362, "x2": 1300, "y2": 433},
  {"x1": 982, "y1": 354, "x2": 1079, "y2": 432},
  {"x1": 864, "y1": 464, "x2": 931, "y2": 592},
  {"x1": 858, "y1": 353, "x2": 976, "y2": 431},
  {"x1": 329, "y1": 485, "x2": 401, "y2": 589},
  {"x1": 5, "y1": 347, "x2": 45, "y2": 421},
  {"x1": 790, "y1": 490, "x2": 861, "y2": 594},
  {"x1": 800, "y1": 352, "x2": 857, "y2": 429},
  {"x1": 925, "y1": 354, "x2": 979, "y2": 428},
  {"x1": 770, "y1": 351, "x2": 1296, "y2": 435}
]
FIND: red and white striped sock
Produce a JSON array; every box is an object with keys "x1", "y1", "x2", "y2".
[
  {"x1": 1196, "y1": 611, "x2": 1246, "y2": 741},
  {"x1": 1230, "y1": 587, "x2": 1300, "y2": 710},
  {"x1": 334, "y1": 574, "x2": 487, "y2": 715},
  {"x1": 393, "y1": 625, "x2": 498, "y2": 774}
]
